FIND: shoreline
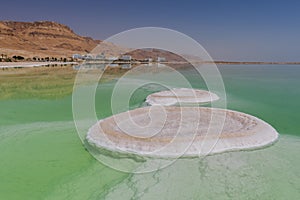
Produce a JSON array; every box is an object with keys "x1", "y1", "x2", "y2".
[
  {"x1": 0, "y1": 61, "x2": 78, "y2": 68},
  {"x1": 83, "y1": 61, "x2": 300, "y2": 65},
  {"x1": 207, "y1": 61, "x2": 300, "y2": 65},
  {"x1": 1, "y1": 61, "x2": 300, "y2": 69}
]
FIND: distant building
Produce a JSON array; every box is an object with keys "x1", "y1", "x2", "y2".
[
  {"x1": 145, "y1": 58, "x2": 153, "y2": 62},
  {"x1": 95, "y1": 53, "x2": 105, "y2": 60},
  {"x1": 107, "y1": 56, "x2": 119, "y2": 61},
  {"x1": 72, "y1": 54, "x2": 83, "y2": 59},
  {"x1": 157, "y1": 57, "x2": 166, "y2": 62},
  {"x1": 84, "y1": 54, "x2": 94, "y2": 60},
  {"x1": 120, "y1": 55, "x2": 132, "y2": 61}
]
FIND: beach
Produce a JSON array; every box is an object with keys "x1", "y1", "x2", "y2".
[{"x1": 0, "y1": 61, "x2": 77, "y2": 68}]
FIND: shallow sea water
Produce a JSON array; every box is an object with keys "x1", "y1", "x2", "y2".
[{"x1": 0, "y1": 65, "x2": 299, "y2": 199}]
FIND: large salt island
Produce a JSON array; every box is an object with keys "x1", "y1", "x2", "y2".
[
  {"x1": 87, "y1": 106, "x2": 279, "y2": 158},
  {"x1": 146, "y1": 88, "x2": 219, "y2": 106}
]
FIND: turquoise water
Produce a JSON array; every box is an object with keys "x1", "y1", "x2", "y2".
[{"x1": 0, "y1": 65, "x2": 299, "y2": 199}]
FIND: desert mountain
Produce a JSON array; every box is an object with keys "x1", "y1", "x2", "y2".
[
  {"x1": 0, "y1": 21, "x2": 194, "y2": 62},
  {"x1": 91, "y1": 43, "x2": 187, "y2": 62},
  {"x1": 0, "y1": 21, "x2": 99, "y2": 58}
]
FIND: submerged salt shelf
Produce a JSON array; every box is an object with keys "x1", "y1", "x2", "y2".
[
  {"x1": 145, "y1": 88, "x2": 219, "y2": 106},
  {"x1": 87, "y1": 107, "x2": 278, "y2": 157}
]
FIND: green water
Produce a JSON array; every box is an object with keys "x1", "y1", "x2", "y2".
[{"x1": 0, "y1": 65, "x2": 299, "y2": 199}]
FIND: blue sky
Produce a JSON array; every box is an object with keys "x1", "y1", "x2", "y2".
[{"x1": 1, "y1": 0, "x2": 300, "y2": 61}]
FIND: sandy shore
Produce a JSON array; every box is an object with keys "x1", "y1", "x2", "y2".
[
  {"x1": 146, "y1": 88, "x2": 219, "y2": 106},
  {"x1": 0, "y1": 62, "x2": 78, "y2": 68},
  {"x1": 87, "y1": 107, "x2": 279, "y2": 158}
]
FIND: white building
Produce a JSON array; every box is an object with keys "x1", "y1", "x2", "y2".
[
  {"x1": 95, "y1": 53, "x2": 105, "y2": 60},
  {"x1": 84, "y1": 54, "x2": 94, "y2": 60},
  {"x1": 72, "y1": 54, "x2": 83, "y2": 59},
  {"x1": 157, "y1": 57, "x2": 166, "y2": 62},
  {"x1": 107, "y1": 56, "x2": 119, "y2": 61},
  {"x1": 121, "y1": 55, "x2": 132, "y2": 61},
  {"x1": 145, "y1": 58, "x2": 153, "y2": 62}
]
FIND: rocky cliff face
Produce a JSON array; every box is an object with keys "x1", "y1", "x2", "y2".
[
  {"x1": 0, "y1": 21, "x2": 195, "y2": 62},
  {"x1": 0, "y1": 21, "x2": 100, "y2": 58}
]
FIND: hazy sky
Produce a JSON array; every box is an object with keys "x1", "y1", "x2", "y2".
[{"x1": 1, "y1": 0, "x2": 300, "y2": 61}]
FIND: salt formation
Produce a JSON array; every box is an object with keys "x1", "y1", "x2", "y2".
[
  {"x1": 87, "y1": 106, "x2": 278, "y2": 157},
  {"x1": 145, "y1": 88, "x2": 219, "y2": 106}
]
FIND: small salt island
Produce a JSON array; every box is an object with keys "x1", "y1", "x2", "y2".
[
  {"x1": 87, "y1": 107, "x2": 278, "y2": 158},
  {"x1": 146, "y1": 88, "x2": 219, "y2": 106}
]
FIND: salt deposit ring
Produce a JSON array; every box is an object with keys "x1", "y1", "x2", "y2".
[
  {"x1": 87, "y1": 107, "x2": 278, "y2": 157},
  {"x1": 146, "y1": 88, "x2": 219, "y2": 106}
]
